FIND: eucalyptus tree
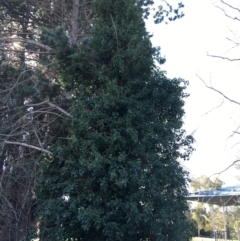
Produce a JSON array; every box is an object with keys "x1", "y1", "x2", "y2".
[{"x1": 191, "y1": 175, "x2": 224, "y2": 191}]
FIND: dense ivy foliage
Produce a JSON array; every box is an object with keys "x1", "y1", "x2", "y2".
[{"x1": 35, "y1": 0, "x2": 194, "y2": 240}]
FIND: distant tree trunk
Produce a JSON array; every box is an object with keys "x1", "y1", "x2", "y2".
[{"x1": 70, "y1": 0, "x2": 80, "y2": 44}]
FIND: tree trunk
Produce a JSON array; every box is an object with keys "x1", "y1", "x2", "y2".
[
  {"x1": 70, "y1": 0, "x2": 80, "y2": 44},
  {"x1": 198, "y1": 228, "x2": 201, "y2": 237}
]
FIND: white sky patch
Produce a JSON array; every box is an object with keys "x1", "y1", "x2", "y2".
[{"x1": 146, "y1": 0, "x2": 240, "y2": 185}]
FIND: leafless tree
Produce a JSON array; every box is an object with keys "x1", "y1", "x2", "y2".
[
  {"x1": 198, "y1": 0, "x2": 240, "y2": 178},
  {"x1": 0, "y1": 1, "x2": 93, "y2": 240}
]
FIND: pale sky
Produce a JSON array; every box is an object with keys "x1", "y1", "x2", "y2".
[{"x1": 146, "y1": 0, "x2": 240, "y2": 186}]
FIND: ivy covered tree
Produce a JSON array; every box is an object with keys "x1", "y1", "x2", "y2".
[{"x1": 35, "y1": 0, "x2": 193, "y2": 240}]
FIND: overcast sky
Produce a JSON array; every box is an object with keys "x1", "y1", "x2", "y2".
[{"x1": 146, "y1": 0, "x2": 240, "y2": 186}]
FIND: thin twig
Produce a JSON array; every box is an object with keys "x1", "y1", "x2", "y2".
[
  {"x1": 201, "y1": 99, "x2": 224, "y2": 117},
  {"x1": 215, "y1": 5, "x2": 240, "y2": 22},
  {"x1": 227, "y1": 125, "x2": 240, "y2": 139},
  {"x1": 220, "y1": 0, "x2": 240, "y2": 12},
  {"x1": 209, "y1": 160, "x2": 240, "y2": 177},
  {"x1": 0, "y1": 38, "x2": 53, "y2": 51},
  {"x1": 197, "y1": 74, "x2": 240, "y2": 106},
  {"x1": 33, "y1": 129, "x2": 44, "y2": 149},
  {"x1": 207, "y1": 53, "x2": 240, "y2": 61},
  {"x1": 25, "y1": 100, "x2": 72, "y2": 118}
]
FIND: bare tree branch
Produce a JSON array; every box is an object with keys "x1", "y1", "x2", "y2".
[
  {"x1": 25, "y1": 100, "x2": 72, "y2": 118},
  {"x1": 201, "y1": 99, "x2": 224, "y2": 117},
  {"x1": 232, "y1": 141, "x2": 240, "y2": 149},
  {"x1": 207, "y1": 53, "x2": 240, "y2": 61},
  {"x1": 210, "y1": 160, "x2": 240, "y2": 177},
  {"x1": 4, "y1": 141, "x2": 52, "y2": 156},
  {"x1": 215, "y1": 5, "x2": 240, "y2": 21},
  {"x1": 225, "y1": 37, "x2": 240, "y2": 53},
  {"x1": 47, "y1": 101, "x2": 72, "y2": 118},
  {"x1": 0, "y1": 48, "x2": 53, "y2": 54},
  {"x1": 227, "y1": 125, "x2": 240, "y2": 139},
  {"x1": 33, "y1": 129, "x2": 44, "y2": 149},
  {"x1": 226, "y1": 37, "x2": 240, "y2": 46},
  {"x1": 220, "y1": 0, "x2": 240, "y2": 13},
  {"x1": 197, "y1": 74, "x2": 240, "y2": 106},
  {"x1": 0, "y1": 38, "x2": 53, "y2": 51}
]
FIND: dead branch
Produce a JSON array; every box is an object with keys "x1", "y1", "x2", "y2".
[
  {"x1": 33, "y1": 129, "x2": 44, "y2": 149},
  {"x1": 0, "y1": 48, "x2": 53, "y2": 54},
  {"x1": 25, "y1": 100, "x2": 72, "y2": 118},
  {"x1": 197, "y1": 74, "x2": 240, "y2": 106},
  {"x1": 207, "y1": 53, "x2": 240, "y2": 61},
  {"x1": 47, "y1": 101, "x2": 72, "y2": 118},
  {"x1": 215, "y1": 5, "x2": 240, "y2": 22},
  {"x1": 4, "y1": 141, "x2": 53, "y2": 156},
  {"x1": 201, "y1": 99, "x2": 224, "y2": 117},
  {"x1": 225, "y1": 37, "x2": 240, "y2": 53},
  {"x1": 0, "y1": 38, "x2": 53, "y2": 51},
  {"x1": 209, "y1": 160, "x2": 240, "y2": 177},
  {"x1": 227, "y1": 125, "x2": 240, "y2": 139},
  {"x1": 226, "y1": 37, "x2": 240, "y2": 46},
  {"x1": 220, "y1": 0, "x2": 240, "y2": 13}
]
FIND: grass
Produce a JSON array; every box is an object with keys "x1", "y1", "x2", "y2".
[
  {"x1": 193, "y1": 237, "x2": 237, "y2": 241},
  {"x1": 193, "y1": 238, "x2": 216, "y2": 241}
]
